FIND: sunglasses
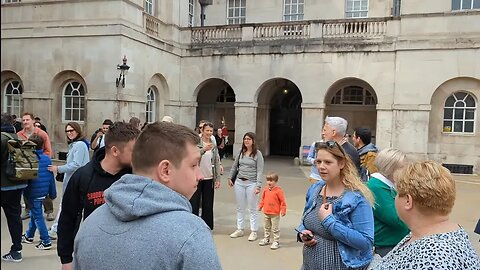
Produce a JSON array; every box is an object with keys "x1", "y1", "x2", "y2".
[
  {"x1": 65, "y1": 129, "x2": 75, "y2": 133},
  {"x1": 315, "y1": 140, "x2": 347, "y2": 156}
]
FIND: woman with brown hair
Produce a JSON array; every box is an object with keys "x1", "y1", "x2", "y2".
[
  {"x1": 297, "y1": 141, "x2": 375, "y2": 270},
  {"x1": 47, "y1": 122, "x2": 90, "y2": 238},
  {"x1": 228, "y1": 132, "x2": 264, "y2": 242}
]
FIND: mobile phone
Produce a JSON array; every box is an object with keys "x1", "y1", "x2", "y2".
[{"x1": 294, "y1": 228, "x2": 313, "y2": 241}]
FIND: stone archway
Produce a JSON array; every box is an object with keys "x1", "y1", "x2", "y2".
[
  {"x1": 324, "y1": 77, "x2": 378, "y2": 141},
  {"x1": 256, "y1": 78, "x2": 303, "y2": 156}
]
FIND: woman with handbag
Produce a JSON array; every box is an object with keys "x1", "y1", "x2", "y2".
[
  {"x1": 228, "y1": 132, "x2": 264, "y2": 242},
  {"x1": 189, "y1": 122, "x2": 223, "y2": 230}
]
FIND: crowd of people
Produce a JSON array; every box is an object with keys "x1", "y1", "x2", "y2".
[{"x1": 1, "y1": 112, "x2": 479, "y2": 269}]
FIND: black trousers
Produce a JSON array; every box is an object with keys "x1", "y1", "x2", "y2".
[
  {"x1": 1, "y1": 189, "x2": 23, "y2": 252},
  {"x1": 189, "y1": 179, "x2": 215, "y2": 230}
]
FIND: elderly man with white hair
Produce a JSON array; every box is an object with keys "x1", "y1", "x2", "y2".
[{"x1": 321, "y1": 116, "x2": 361, "y2": 174}]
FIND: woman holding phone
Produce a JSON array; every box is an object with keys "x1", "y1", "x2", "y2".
[{"x1": 296, "y1": 141, "x2": 374, "y2": 270}]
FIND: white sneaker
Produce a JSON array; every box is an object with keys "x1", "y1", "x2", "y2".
[
  {"x1": 247, "y1": 231, "x2": 257, "y2": 241},
  {"x1": 48, "y1": 229, "x2": 57, "y2": 240},
  {"x1": 270, "y1": 241, "x2": 280, "y2": 250},
  {"x1": 258, "y1": 238, "x2": 270, "y2": 246},
  {"x1": 229, "y1": 230, "x2": 244, "y2": 238}
]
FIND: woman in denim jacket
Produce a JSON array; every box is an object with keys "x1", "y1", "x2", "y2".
[{"x1": 297, "y1": 141, "x2": 375, "y2": 270}]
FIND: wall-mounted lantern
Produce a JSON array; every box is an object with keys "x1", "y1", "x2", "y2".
[{"x1": 116, "y1": 55, "x2": 130, "y2": 88}]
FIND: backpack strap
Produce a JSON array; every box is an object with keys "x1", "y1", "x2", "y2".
[{"x1": 1, "y1": 131, "x2": 15, "y2": 140}]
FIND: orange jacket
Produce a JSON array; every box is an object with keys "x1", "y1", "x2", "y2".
[
  {"x1": 17, "y1": 127, "x2": 52, "y2": 158},
  {"x1": 259, "y1": 186, "x2": 287, "y2": 215}
]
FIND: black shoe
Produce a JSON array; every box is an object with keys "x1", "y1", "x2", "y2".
[{"x1": 1, "y1": 251, "x2": 22, "y2": 262}]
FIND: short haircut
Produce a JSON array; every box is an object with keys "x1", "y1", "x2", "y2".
[
  {"x1": 266, "y1": 172, "x2": 279, "y2": 182},
  {"x1": 22, "y1": 112, "x2": 35, "y2": 120},
  {"x1": 104, "y1": 122, "x2": 140, "y2": 150},
  {"x1": 395, "y1": 161, "x2": 456, "y2": 216},
  {"x1": 353, "y1": 127, "x2": 372, "y2": 145},
  {"x1": 129, "y1": 117, "x2": 141, "y2": 127},
  {"x1": 324, "y1": 116, "x2": 348, "y2": 137},
  {"x1": 103, "y1": 119, "x2": 114, "y2": 126},
  {"x1": 29, "y1": 134, "x2": 44, "y2": 150},
  {"x1": 132, "y1": 122, "x2": 200, "y2": 172},
  {"x1": 1, "y1": 112, "x2": 13, "y2": 126},
  {"x1": 375, "y1": 148, "x2": 406, "y2": 179}
]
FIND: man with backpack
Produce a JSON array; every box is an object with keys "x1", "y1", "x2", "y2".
[
  {"x1": 1, "y1": 112, "x2": 27, "y2": 262},
  {"x1": 352, "y1": 127, "x2": 379, "y2": 181},
  {"x1": 57, "y1": 122, "x2": 140, "y2": 270}
]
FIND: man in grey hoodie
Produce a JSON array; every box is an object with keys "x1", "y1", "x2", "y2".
[{"x1": 73, "y1": 122, "x2": 222, "y2": 270}]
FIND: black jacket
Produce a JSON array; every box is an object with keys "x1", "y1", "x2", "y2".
[{"x1": 57, "y1": 147, "x2": 132, "y2": 264}]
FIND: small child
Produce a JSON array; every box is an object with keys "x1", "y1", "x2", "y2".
[
  {"x1": 22, "y1": 135, "x2": 57, "y2": 250},
  {"x1": 258, "y1": 172, "x2": 287, "y2": 250}
]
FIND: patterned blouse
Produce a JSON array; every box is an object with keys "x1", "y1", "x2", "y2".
[{"x1": 373, "y1": 227, "x2": 480, "y2": 270}]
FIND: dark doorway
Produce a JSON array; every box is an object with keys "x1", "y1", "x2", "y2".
[{"x1": 269, "y1": 81, "x2": 302, "y2": 156}]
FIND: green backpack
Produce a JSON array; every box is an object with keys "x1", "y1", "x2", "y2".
[{"x1": 1, "y1": 132, "x2": 39, "y2": 181}]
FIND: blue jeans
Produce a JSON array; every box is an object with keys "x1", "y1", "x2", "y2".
[{"x1": 26, "y1": 198, "x2": 51, "y2": 244}]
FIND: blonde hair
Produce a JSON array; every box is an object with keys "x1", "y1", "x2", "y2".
[
  {"x1": 375, "y1": 148, "x2": 407, "y2": 179},
  {"x1": 266, "y1": 172, "x2": 279, "y2": 182},
  {"x1": 395, "y1": 160, "x2": 455, "y2": 216},
  {"x1": 317, "y1": 143, "x2": 375, "y2": 206}
]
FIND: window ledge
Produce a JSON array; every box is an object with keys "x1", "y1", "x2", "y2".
[{"x1": 441, "y1": 132, "x2": 476, "y2": 136}]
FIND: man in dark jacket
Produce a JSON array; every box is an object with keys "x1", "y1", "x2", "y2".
[
  {"x1": 1, "y1": 112, "x2": 27, "y2": 262},
  {"x1": 57, "y1": 122, "x2": 139, "y2": 270}
]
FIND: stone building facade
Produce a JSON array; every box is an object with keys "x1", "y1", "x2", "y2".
[{"x1": 1, "y1": 0, "x2": 479, "y2": 173}]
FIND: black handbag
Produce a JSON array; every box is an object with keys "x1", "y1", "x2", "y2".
[
  {"x1": 231, "y1": 151, "x2": 242, "y2": 183},
  {"x1": 55, "y1": 172, "x2": 64, "y2": 182}
]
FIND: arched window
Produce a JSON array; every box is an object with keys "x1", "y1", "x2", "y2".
[
  {"x1": 63, "y1": 81, "x2": 85, "y2": 122},
  {"x1": 443, "y1": 92, "x2": 476, "y2": 133},
  {"x1": 146, "y1": 87, "x2": 156, "y2": 123},
  {"x1": 4, "y1": 80, "x2": 23, "y2": 117},
  {"x1": 330, "y1": 86, "x2": 376, "y2": 105},
  {"x1": 216, "y1": 85, "x2": 236, "y2": 103}
]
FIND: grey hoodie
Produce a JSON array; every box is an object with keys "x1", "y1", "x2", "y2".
[
  {"x1": 73, "y1": 174, "x2": 222, "y2": 270},
  {"x1": 357, "y1": 143, "x2": 378, "y2": 156}
]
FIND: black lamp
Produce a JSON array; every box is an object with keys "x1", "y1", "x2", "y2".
[{"x1": 116, "y1": 55, "x2": 130, "y2": 88}]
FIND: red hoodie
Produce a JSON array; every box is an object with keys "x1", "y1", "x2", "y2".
[{"x1": 259, "y1": 186, "x2": 287, "y2": 215}]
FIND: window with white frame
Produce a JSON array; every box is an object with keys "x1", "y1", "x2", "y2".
[
  {"x1": 330, "y1": 86, "x2": 376, "y2": 105},
  {"x1": 188, "y1": 0, "x2": 195, "y2": 27},
  {"x1": 284, "y1": 0, "x2": 304, "y2": 21},
  {"x1": 2, "y1": 0, "x2": 20, "y2": 3},
  {"x1": 63, "y1": 81, "x2": 85, "y2": 122},
  {"x1": 452, "y1": 0, "x2": 480, "y2": 10},
  {"x1": 146, "y1": 87, "x2": 156, "y2": 123},
  {"x1": 346, "y1": 0, "x2": 368, "y2": 18},
  {"x1": 3, "y1": 80, "x2": 23, "y2": 117},
  {"x1": 145, "y1": 0, "x2": 154, "y2": 15},
  {"x1": 227, "y1": 0, "x2": 246, "y2": 25},
  {"x1": 443, "y1": 92, "x2": 476, "y2": 133}
]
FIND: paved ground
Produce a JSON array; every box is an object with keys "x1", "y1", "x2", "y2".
[{"x1": 2, "y1": 157, "x2": 479, "y2": 269}]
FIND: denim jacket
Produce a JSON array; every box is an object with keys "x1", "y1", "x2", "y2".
[{"x1": 297, "y1": 181, "x2": 374, "y2": 268}]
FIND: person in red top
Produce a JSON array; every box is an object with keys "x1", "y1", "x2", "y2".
[
  {"x1": 17, "y1": 113, "x2": 52, "y2": 158},
  {"x1": 258, "y1": 172, "x2": 287, "y2": 250}
]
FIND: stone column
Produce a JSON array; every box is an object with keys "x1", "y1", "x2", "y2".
[
  {"x1": 375, "y1": 103, "x2": 394, "y2": 150},
  {"x1": 301, "y1": 103, "x2": 325, "y2": 156},
  {"x1": 233, "y1": 102, "x2": 258, "y2": 155}
]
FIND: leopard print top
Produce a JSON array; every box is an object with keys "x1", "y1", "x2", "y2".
[{"x1": 374, "y1": 227, "x2": 480, "y2": 270}]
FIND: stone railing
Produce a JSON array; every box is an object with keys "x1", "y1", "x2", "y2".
[
  {"x1": 145, "y1": 13, "x2": 161, "y2": 37},
  {"x1": 323, "y1": 18, "x2": 387, "y2": 38},
  {"x1": 191, "y1": 26, "x2": 242, "y2": 44},
  {"x1": 253, "y1": 21, "x2": 311, "y2": 41}
]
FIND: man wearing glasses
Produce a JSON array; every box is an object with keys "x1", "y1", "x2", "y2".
[{"x1": 321, "y1": 116, "x2": 361, "y2": 174}]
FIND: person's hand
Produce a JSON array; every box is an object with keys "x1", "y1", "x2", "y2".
[
  {"x1": 96, "y1": 131, "x2": 104, "y2": 138},
  {"x1": 214, "y1": 181, "x2": 221, "y2": 189},
  {"x1": 219, "y1": 165, "x2": 224, "y2": 174},
  {"x1": 318, "y1": 203, "x2": 332, "y2": 221},
  {"x1": 258, "y1": 207, "x2": 262, "y2": 211},
  {"x1": 204, "y1": 143, "x2": 213, "y2": 151},
  {"x1": 48, "y1": 165, "x2": 58, "y2": 174},
  {"x1": 62, "y1": 263, "x2": 73, "y2": 270},
  {"x1": 255, "y1": 187, "x2": 261, "y2": 194},
  {"x1": 228, "y1": 179, "x2": 234, "y2": 187},
  {"x1": 281, "y1": 211, "x2": 286, "y2": 217},
  {"x1": 300, "y1": 230, "x2": 316, "y2": 246}
]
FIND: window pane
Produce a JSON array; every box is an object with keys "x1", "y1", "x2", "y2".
[
  {"x1": 453, "y1": 121, "x2": 463, "y2": 132},
  {"x1": 443, "y1": 121, "x2": 452, "y2": 131},
  {"x1": 465, "y1": 109, "x2": 475, "y2": 119},
  {"x1": 80, "y1": 110, "x2": 85, "y2": 121},
  {"x1": 445, "y1": 96, "x2": 455, "y2": 107},
  {"x1": 241, "y1": 8, "x2": 245, "y2": 16},
  {"x1": 228, "y1": 9, "x2": 234, "y2": 17},
  {"x1": 465, "y1": 95, "x2": 476, "y2": 107},
  {"x1": 455, "y1": 92, "x2": 467, "y2": 100},
  {"x1": 73, "y1": 110, "x2": 79, "y2": 121},
  {"x1": 292, "y1": 5, "x2": 297, "y2": 13},
  {"x1": 361, "y1": 1, "x2": 368, "y2": 10},
  {"x1": 285, "y1": 5, "x2": 290, "y2": 14},
  {"x1": 464, "y1": 121, "x2": 474, "y2": 132},
  {"x1": 462, "y1": 0, "x2": 472, "y2": 9},
  {"x1": 444, "y1": 108, "x2": 453, "y2": 119},
  {"x1": 454, "y1": 109, "x2": 464, "y2": 119},
  {"x1": 452, "y1": 0, "x2": 461, "y2": 9},
  {"x1": 474, "y1": 0, "x2": 480, "y2": 8}
]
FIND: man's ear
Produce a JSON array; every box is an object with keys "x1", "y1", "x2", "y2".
[{"x1": 156, "y1": 160, "x2": 171, "y2": 184}]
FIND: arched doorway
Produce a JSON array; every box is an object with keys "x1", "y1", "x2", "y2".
[
  {"x1": 325, "y1": 78, "x2": 377, "y2": 142},
  {"x1": 257, "y1": 78, "x2": 303, "y2": 156}
]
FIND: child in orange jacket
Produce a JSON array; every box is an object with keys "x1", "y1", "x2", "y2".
[{"x1": 258, "y1": 172, "x2": 287, "y2": 250}]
